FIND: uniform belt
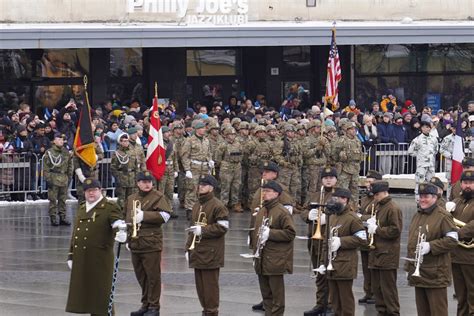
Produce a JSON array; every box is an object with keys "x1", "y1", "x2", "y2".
[
  {"x1": 229, "y1": 152, "x2": 242, "y2": 156},
  {"x1": 191, "y1": 160, "x2": 208, "y2": 166},
  {"x1": 166, "y1": 161, "x2": 173, "y2": 165}
]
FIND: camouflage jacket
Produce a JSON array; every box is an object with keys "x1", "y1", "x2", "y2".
[
  {"x1": 272, "y1": 137, "x2": 303, "y2": 168},
  {"x1": 44, "y1": 145, "x2": 73, "y2": 186},
  {"x1": 303, "y1": 134, "x2": 330, "y2": 166},
  {"x1": 338, "y1": 135, "x2": 363, "y2": 174},
  {"x1": 111, "y1": 145, "x2": 145, "y2": 187},
  {"x1": 215, "y1": 139, "x2": 243, "y2": 167},
  {"x1": 181, "y1": 134, "x2": 212, "y2": 171},
  {"x1": 408, "y1": 133, "x2": 438, "y2": 167}
]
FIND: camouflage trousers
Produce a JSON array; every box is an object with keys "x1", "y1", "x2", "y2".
[
  {"x1": 219, "y1": 163, "x2": 241, "y2": 207},
  {"x1": 240, "y1": 165, "x2": 249, "y2": 208},
  {"x1": 301, "y1": 165, "x2": 309, "y2": 206},
  {"x1": 48, "y1": 183, "x2": 67, "y2": 218},
  {"x1": 306, "y1": 165, "x2": 323, "y2": 205},
  {"x1": 158, "y1": 169, "x2": 175, "y2": 205},
  {"x1": 116, "y1": 186, "x2": 137, "y2": 213},
  {"x1": 177, "y1": 171, "x2": 186, "y2": 206},
  {"x1": 414, "y1": 165, "x2": 435, "y2": 199},
  {"x1": 338, "y1": 171, "x2": 359, "y2": 205},
  {"x1": 279, "y1": 166, "x2": 301, "y2": 202},
  {"x1": 184, "y1": 164, "x2": 210, "y2": 210},
  {"x1": 247, "y1": 166, "x2": 261, "y2": 207}
]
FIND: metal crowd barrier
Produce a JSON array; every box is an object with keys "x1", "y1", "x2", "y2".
[{"x1": 0, "y1": 152, "x2": 38, "y2": 201}]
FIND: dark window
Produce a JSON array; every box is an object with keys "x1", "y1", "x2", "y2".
[{"x1": 187, "y1": 49, "x2": 238, "y2": 76}]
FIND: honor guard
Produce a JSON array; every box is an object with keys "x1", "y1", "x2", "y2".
[
  {"x1": 125, "y1": 171, "x2": 173, "y2": 316},
  {"x1": 185, "y1": 175, "x2": 229, "y2": 316},
  {"x1": 157, "y1": 126, "x2": 178, "y2": 208},
  {"x1": 43, "y1": 132, "x2": 73, "y2": 226}
]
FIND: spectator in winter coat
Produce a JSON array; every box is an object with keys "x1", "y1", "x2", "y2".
[
  {"x1": 392, "y1": 113, "x2": 408, "y2": 173},
  {"x1": 377, "y1": 112, "x2": 396, "y2": 174},
  {"x1": 407, "y1": 117, "x2": 421, "y2": 143}
]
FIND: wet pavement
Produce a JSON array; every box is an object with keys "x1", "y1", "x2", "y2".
[{"x1": 0, "y1": 195, "x2": 457, "y2": 316}]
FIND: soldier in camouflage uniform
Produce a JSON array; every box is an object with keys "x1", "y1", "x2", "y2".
[
  {"x1": 238, "y1": 121, "x2": 251, "y2": 210},
  {"x1": 215, "y1": 127, "x2": 243, "y2": 212},
  {"x1": 295, "y1": 124, "x2": 307, "y2": 206},
  {"x1": 244, "y1": 125, "x2": 271, "y2": 207},
  {"x1": 73, "y1": 142, "x2": 104, "y2": 204},
  {"x1": 304, "y1": 120, "x2": 331, "y2": 205},
  {"x1": 158, "y1": 126, "x2": 178, "y2": 207},
  {"x1": 128, "y1": 126, "x2": 147, "y2": 166},
  {"x1": 439, "y1": 126, "x2": 456, "y2": 197},
  {"x1": 408, "y1": 121, "x2": 439, "y2": 200},
  {"x1": 111, "y1": 133, "x2": 146, "y2": 211},
  {"x1": 181, "y1": 121, "x2": 213, "y2": 218},
  {"x1": 272, "y1": 124, "x2": 303, "y2": 202},
  {"x1": 336, "y1": 121, "x2": 363, "y2": 203},
  {"x1": 44, "y1": 132, "x2": 74, "y2": 226},
  {"x1": 171, "y1": 122, "x2": 187, "y2": 208}
]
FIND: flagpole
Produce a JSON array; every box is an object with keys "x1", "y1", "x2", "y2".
[
  {"x1": 154, "y1": 82, "x2": 158, "y2": 98},
  {"x1": 83, "y1": 75, "x2": 91, "y2": 110}
]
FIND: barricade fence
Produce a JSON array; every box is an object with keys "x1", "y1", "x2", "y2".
[{"x1": 0, "y1": 143, "x2": 471, "y2": 199}]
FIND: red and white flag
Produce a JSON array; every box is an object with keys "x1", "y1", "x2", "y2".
[
  {"x1": 324, "y1": 26, "x2": 342, "y2": 107},
  {"x1": 451, "y1": 113, "x2": 465, "y2": 184},
  {"x1": 146, "y1": 91, "x2": 166, "y2": 181}
]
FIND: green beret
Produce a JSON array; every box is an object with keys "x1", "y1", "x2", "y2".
[
  {"x1": 261, "y1": 180, "x2": 282, "y2": 194},
  {"x1": 321, "y1": 167, "x2": 337, "y2": 179},
  {"x1": 83, "y1": 178, "x2": 101, "y2": 191},
  {"x1": 371, "y1": 181, "x2": 389, "y2": 194}
]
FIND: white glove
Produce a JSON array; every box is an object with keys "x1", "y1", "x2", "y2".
[
  {"x1": 160, "y1": 211, "x2": 171, "y2": 223},
  {"x1": 367, "y1": 216, "x2": 376, "y2": 226},
  {"x1": 420, "y1": 241, "x2": 431, "y2": 255},
  {"x1": 308, "y1": 208, "x2": 318, "y2": 221},
  {"x1": 247, "y1": 235, "x2": 250, "y2": 246},
  {"x1": 78, "y1": 174, "x2": 86, "y2": 183},
  {"x1": 189, "y1": 225, "x2": 202, "y2": 236},
  {"x1": 125, "y1": 243, "x2": 130, "y2": 251},
  {"x1": 356, "y1": 213, "x2": 362, "y2": 218},
  {"x1": 185, "y1": 170, "x2": 193, "y2": 179},
  {"x1": 75, "y1": 168, "x2": 86, "y2": 183},
  {"x1": 331, "y1": 236, "x2": 341, "y2": 252},
  {"x1": 252, "y1": 207, "x2": 260, "y2": 216},
  {"x1": 209, "y1": 160, "x2": 215, "y2": 168},
  {"x1": 261, "y1": 226, "x2": 270, "y2": 244},
  {"x1": 67, "y1": 260, "x2": 72, "y2": 270},
  {"x1": 284, "y1": 205, "x2": 293, "y2": 215},
  {"x1": 368, "y1": 222, "x2": 378, "y2": 235},
  {"x1": 174, "y1": 172, "x2": 179, "y2": 178},
  {"x1": 313, "y1": 264, "x2": 326, "y2": 275},
  {"x1": 319, "y1": 214, "x2": 327, "y2": 225},
  {"x1": 112, "y1": 220, "x2": 127, "y2": 230},
  {"x1": 185, "y1": 251, "x2": 189, "y2": 262},
  {"x1": 136, "y1": 209, "x2": 144, "y2": 224},
  {"x1": 115, "y1": 230, "x2": 127, "y2": 243},
  {"x1": 446, "y1": 201, "x2": 456, "y2": 213}
]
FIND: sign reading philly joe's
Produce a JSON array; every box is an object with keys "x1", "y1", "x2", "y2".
[{"x1": 127, "y1": 0, "x2": 249, "y2": 25}]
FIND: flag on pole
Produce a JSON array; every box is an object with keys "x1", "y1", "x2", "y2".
[
  {"x1": 146, "y1": 83, "x2": 166, "y2": 181},
  {"x1": 451, "y1": 113, "x2": 465, "y2": 184},
  {"x1": 73, "y1": 76, "x2": 97, "y2": 167},
  {"x1": 324, "y1": 24, "x2": 342, "y2": 107}
]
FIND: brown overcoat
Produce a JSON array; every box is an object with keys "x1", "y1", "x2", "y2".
[{"x1": 451, "y1": 196, "x2": 474, "y2": 264}]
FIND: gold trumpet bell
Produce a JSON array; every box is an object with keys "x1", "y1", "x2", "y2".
[{"x1": 312, "y1": 224, "x2": 323, "y2": 240}]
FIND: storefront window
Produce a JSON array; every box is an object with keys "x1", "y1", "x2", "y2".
[
  {"x1": 355, "y1": 45, "x2": 416, "y2": 74},
  {"x1": 107, "y1": 82, "x2": 144, "y2": 104},
  {"x1": 110, "y1": 48, "x2": 143, "y2": 78},
  {"x1": 35, "y1": 49, "x2": 89, "y2": 78},
  {"x1": 0, "y1": 86, "x2": 30, "y2": 111},
  {"x1": 0, "y1": 50, "x2": 32, "y2": 79},
  {"x1": 282, "y1": 46, "x2": 311, "y2": 71},
  {"x1": 35, "y1": 84, "x2": 83, "y2": 109},
  {"x1": 187, "y1": 49, "x2": 237, "y2": 76}
]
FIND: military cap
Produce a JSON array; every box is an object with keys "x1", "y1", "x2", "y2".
[
  {"x1": 172, "y1": 122, "x2": 184, "y2": 130},
  {"x1": 207, "y1": 121, "x2": 219, "y2": 130},
  {"x1": 332, "y1": 187, "x2": 352, "y2": 199},
  {"x1": 366, "y1": 170, "x2": 383, "y2": 180},
  {"x1": 462, "y1": 157, "x2": 474, "y2": 167},
  {"x1": 223, "y1": 127, "x2": 236, "y2": 136},
  {"x1": 342, "y1": 121, "x2": 355, "y2": 130},
  {"x1": 461, "y1": 171, "x2": 474, "y2": 181},
  {"x1": 287, "y1": 118, "x2": 298, "y2": 126},
  {"x1": 54, "y1": 131, "x2": 66, "y2": 139},
  {"x1": 249, "y1": 122, "x2": 258, "y2": 130},
  {"x1": 161, "y1": 126, "x2": 170, "y2": 133},
  {"x1": 371, "y1": 180, "x2": 389, "y2": 194},
  {"x1": 284, "y1": 124, "x2": 296, "y2": 132},
  {"x1": 261, "y1": 180, "x2": 283, "y2": 194},
  {"x1": 194, "y1": 121, "x2": 206, "y2": 129},
  {"x1": 257, "y1": 118, "x2": 267, "y2": 125},
  {"x1": 277, "y1": 121, "x2": 286, "y2": 130},
  {"x1": 338, "y1": 118, "x2": 349, "y2": 127},
  {"x1": 325, "y1": 125, "x2": 337, "y2": 133},
  {"x1": 136, "y1": 171, "x2": 154, "y2": 181},
  {"x1": 254, "y1": 125, "x2": 266, "y2": 133},
  {"x1": 321, "y1": 167, "x2": 337, "y2": 179},
  {"x1": 307, "y1": 120, "x2": 322, "y2": 129},
  {"x1": 199, "y1": 175, "x2": 218, "y2": 188},
  {"x1": 238, "y1": 121, "x2": 249, "y2": 130},
  {"x1": 261, "y1": 161, "x2": 279, "y2": 173},
  {"x1": 429, "y1": 177, "x2": 444, "y2": 190},
  {"x1": 295, "y1": 124, "x2": 305, "y2": 131},
  {"x1": 119, "y1": 133, "x2": 129, "y2": 141},
  {"x1": 420, "y1": 120, "x2": 431, "y2": 128},
  {"x1": 418, "y1": 183, "x2": 438, "y2": 195},
  {"x1": 265, "y1": 124, "x2": 276, "y2": 131},
  {"x1": 127, "y1": 126, "x2": 138, "y2": 135},
  {"x1": 83, "y1": 178, "x2": 101, "y2": 191},
  {"x1": 231, "y1": 117, "x2": 242, "y2": 126}
]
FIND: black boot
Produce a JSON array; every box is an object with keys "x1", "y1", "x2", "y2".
[
  {"x1": 130, "y1": 307, "x2": 148, "y2": 316},
  {"x1": 303, "y1": 305, "x2": 325, "y2": 316},
  {"x1": 50, "y1": 216, "x2": 59, "y2": 226},
  {"x1": 251, "y1": 301, "x2": 265, "y2": 311},
  {"x1": 170, "y1": 212, "x2": 179, "y2": 219},
  {"x1": 143, "y1": 308, "x2": 159, "y2": 316},
  {"x1": 358, "y1": 295, "x2": 375, "y2": 304},
  {"x1": 59, "y1": 216, "x2": 71, "y2": 226}
]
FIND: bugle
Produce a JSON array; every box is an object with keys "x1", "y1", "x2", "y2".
[
  {"x1": 240, "y1": 217, "x2": 270, "y2": 259},
  {"x1": 327, "y1": 225, "x2": 340, "y2": 271},
  {"x1": 453, "y1": 217, "x2": 474, "y2": 249},
  {"x1": 412, "y1": 226, "x2": 426, "y2": 277},
  {"x1": 311, "y1": 186, "x2": 325, "y2": 240},
  {"x1": 131, "y1": 200, "x2": 141, "y2": 239},
  {"x1": 368, "y1": 204, "x2": 376, "y2": 249},
  {"x1": 188, "y1": 207, "x2": 207, "y2": 250}
]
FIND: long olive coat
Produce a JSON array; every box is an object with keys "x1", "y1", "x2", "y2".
[{"x1": 66, "y1": 197, "x2": 122, "y2": 314}]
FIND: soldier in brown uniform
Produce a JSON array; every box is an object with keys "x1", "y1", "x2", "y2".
[
  {"x1": 405, "y1": 183, "x2": 458, "y2": 316},
  {"x1": 367, "y1": 181, "x2": 402, "y2": 316},
  {"x1": 302, "y1": 167, "x2": 337, "y2": 316},
  {"x1": 357, "y1": 170, "x2": 382, "y2": 305},
  {"x1": 325, "y1": 188, "x2": 367, "y2": 316},
  {"x1": 66, "y1": 178, "x2": 126, "y2": 315},
  {"x1": 125, "y1": 171, "x2": 173, "y2": 316},
  {"x1": 449, "y1": 157, "x2": 474, "y2": 201},
  {"x1": 450, "y1": 171, "x2": 474, "y2": 316},
  {"x1": 252, "y1": 180, "x2": 296, "y2": 316},
  {"x1": 429, "y1": 177, "x2": 447, "y2": 209},
  {"x1": 185, "y1": 175, "x2": 229, "y2": 316}
]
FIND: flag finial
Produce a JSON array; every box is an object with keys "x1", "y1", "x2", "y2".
[
  {"x1": 154, "y1": 82, "x2": 158, "y2": 98},
  {"x1": 83, "y1": 75, "x2": 88, "y2": 90}
]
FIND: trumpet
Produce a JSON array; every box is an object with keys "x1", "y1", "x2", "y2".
[
  {"x1": 327, "y1": 225, "x2": 340, "y2": 271},
  {"x1": 240, "y1": 217, "x2": 270, "y2": 259},
  {"x1": 412, "y1": 226, "x2": 426, "y2": 277},
  {"x1": 311, "y1": 186, "x2": 325, "y2": 240},
  {"x1": 368, "y1": 204, "x2": 376, "y2": 249},
  {"x1": 453, "y1": 217, "x2": 474, "y2": 249},
  {"x1": 131, "y1": 200, "x2": 141, "y2": 239},
  {"x1": 188, "y1": 208, "x2": 207, "y2": 250}
]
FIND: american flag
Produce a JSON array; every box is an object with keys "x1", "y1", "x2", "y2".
[{"x1": 325, "y1": 28, "x2": 342, "y2": 106}]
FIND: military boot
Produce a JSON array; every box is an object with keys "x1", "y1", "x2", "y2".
[
  {"x1": 251, "y1": 301, "x2": 265, "y2": 311},
  {"x1": 59, "y1": 216, "x2": 71, "y2": 226},
  {"x1": 130, "y1": 307, "x2": 148, "y2": 316},
  {"x1": 50, "y1": 215, "x2": 59, "y2": 226},
  {"x1": 143, "y1": 308, "x2": 159, "y2": 316}
]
